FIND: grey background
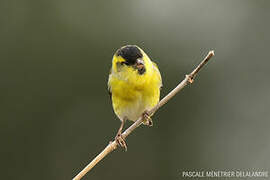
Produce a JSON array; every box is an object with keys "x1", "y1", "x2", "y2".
[{"x1": 1, "y1": 0, "x2": 270, "y2": 179}]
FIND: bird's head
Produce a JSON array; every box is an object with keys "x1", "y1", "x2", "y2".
[{"x1": 112, "y1": 45, "x2": 147, "y2": 75}]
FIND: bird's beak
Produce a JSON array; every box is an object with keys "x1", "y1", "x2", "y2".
[
  {"x1": 135, "y1": 59, "x2": 146, "y2": 74},
  {"x1": 136, "y1": 59, "x2": 144, "y2": 66},
  {"x1": 136, "y1": 59, "x2": 144, "y2": 65}
]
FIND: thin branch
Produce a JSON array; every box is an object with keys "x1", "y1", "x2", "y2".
[{"x1": 73, "y1": 50, "x2": 215, "y2": 180}]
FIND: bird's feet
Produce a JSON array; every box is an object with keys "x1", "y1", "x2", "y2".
[
  {"x1": 142, "y1": 110, "x2": 153, "y2": 126},
  {"x1": 115, "y1": 133, "x2": 127, "y2": 151}
]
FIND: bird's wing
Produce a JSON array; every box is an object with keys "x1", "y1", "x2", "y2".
[
  {"x1": 152, "y1": 61, "x2": 163, "y2": 89},
  {"x1": 107, "y1": 68, "x2": 112, "y2": 100}
]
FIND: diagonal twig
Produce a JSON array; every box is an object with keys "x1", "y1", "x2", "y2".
[{"x1": 73, "y1": 50, "x2": 215, "y2": 180}]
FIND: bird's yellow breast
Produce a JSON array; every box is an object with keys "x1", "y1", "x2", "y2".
[{"x1": 109, "y1": 62, "x2": 161, "y2": 121}]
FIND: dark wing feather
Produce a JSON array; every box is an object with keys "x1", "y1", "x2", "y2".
[{"x1": 108, "y1": 68, "x2": 112, "y2": 100}]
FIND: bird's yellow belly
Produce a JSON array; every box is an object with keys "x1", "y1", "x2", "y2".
[{"x1": 111, "y1": 79, "x2": 160, "y2": 122}]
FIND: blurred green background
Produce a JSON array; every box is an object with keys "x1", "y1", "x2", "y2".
[{"x1": 1, "y1": 0, "x2": 270, "y2": 179}]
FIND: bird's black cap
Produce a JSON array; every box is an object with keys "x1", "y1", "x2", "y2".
[{"x1": 116, "y1": 45, "x2": 143, "y2": 65}]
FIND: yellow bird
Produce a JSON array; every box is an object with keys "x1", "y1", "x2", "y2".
[{"x1": 108, "y1": 45, "x2": 162, "y2": 150}]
